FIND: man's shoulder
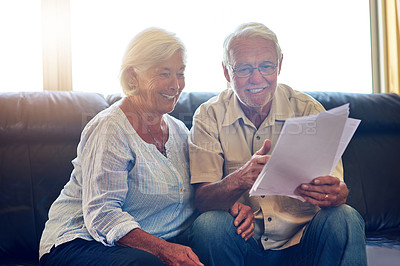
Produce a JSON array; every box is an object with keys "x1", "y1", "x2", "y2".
[
  {"x1": 195, "y1": 88, "x2": 234, "y2": 115},
  {"x1": 277, "y1": 84, "x2": 325, "y2": 113},
  {"x1": 278, "y1": 84, "x2": 316, "y2": 102}
]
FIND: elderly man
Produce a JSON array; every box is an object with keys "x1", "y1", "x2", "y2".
[{"x1": 188, "y1": 22, "x2": 367, "y2": 265}]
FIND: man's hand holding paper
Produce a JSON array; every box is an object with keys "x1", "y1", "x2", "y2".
[
  {"x1": 249, "y1": 103, "x2": 360, "y2": 205},
  {"x1": 295, "y1": 175, "x2": 349, "y2": 208}
]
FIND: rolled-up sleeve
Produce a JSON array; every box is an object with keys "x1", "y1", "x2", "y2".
[
  {"x1": 189, "y1": 107, "x2": 224, "y2": 184},
  {"x1": 80, "y1": 118, "x2": 140, "y2": 246}
]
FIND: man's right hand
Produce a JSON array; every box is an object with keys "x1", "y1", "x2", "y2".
[
  {"x1": 233, "y1": 139, "x2": 271, "y2": 189},
  {"x1": 193, "y1": 139, "x2": 272, "y2": 212}
]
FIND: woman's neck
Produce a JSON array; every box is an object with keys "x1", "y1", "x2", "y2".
[{"x1": 120, "y1": 97, "x2": 168, "y2": 156}]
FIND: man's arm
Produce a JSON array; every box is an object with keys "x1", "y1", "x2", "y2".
[
  {"x1": 194, "y1": 139, "x2": 271, "y2": 212},
  {"x1": 193, "y1": 140, "x2": 271, "y2": 241}
]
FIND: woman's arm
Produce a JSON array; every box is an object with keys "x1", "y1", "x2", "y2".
[{"x1": 116, "y1": 228, "x2": 203, "y2": 266}]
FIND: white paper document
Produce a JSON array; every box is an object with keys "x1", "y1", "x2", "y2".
[{"x1": 249, "y1": 103, "x2": 360, "y2": 200}]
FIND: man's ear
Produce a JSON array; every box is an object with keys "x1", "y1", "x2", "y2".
[
  {"x1": 278, "y1": 54, "x2": 283, "y2": 75},
  {"x1": 223, "y1": 63, "x2": 231, "y2": 82}
]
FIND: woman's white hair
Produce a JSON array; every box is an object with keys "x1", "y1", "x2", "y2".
[
  {"x1": 120, "y1": 27, "x2": 186, "y2": 96},
  {"x1": 222, "y1": 22, "x2": 282, "y2": 66}
]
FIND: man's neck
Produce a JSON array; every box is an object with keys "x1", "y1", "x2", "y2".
[{"x1": 240, "y1": 101, "x2": 272, "y2": 129}]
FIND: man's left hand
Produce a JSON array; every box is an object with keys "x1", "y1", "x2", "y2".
[
  {"x1": 229, "y1": 202, "x2": 255, "y2": 241},
  {"x1": 295, "y1": 176, "x2": 349, "y2": 208}
]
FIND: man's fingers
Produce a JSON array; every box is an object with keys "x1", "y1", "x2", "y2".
[
  {"x1": 237, "y1": 217, "x2": 254, "y2": 240},
  {"x1": 232, "y1": 203, "x2": 255, "y2": 239},
  {"x1": 229, "y1": 202, "x2": 239, "y2": 218},
  {"x1": 233, "y1": 207, "x2": 246, "y2": 227},
  {"x1": 312, "y1": 175, "x2": 340, "y2": 185},
  {"x1": 255, "y1": 139, "x2": 271, "y2": 155}
]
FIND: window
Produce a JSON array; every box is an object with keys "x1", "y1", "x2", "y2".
[
  {"x1": 0, "y1": 1, "x2": 43, "y2": 92},
  {"x1": 0, "y1": 0, "x2": 372, "y2": 95},
  {"x1": 70, "y1": 0, "x2": 372, "y2": 95}
]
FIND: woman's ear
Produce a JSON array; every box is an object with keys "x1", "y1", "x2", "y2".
[{"x1": 127, "y1": 67, "x2": 138, "y2": 88}]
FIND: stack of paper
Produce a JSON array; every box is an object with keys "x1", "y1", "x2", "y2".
[{"x1": 249, "y1": 103, "x2": 360, "y2": 200}]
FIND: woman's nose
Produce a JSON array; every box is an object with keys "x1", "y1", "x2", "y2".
[{"x1": 169, "y1": 75, "x2": 180, "y2": 91}]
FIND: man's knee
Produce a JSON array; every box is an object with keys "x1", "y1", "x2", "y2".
[
  {"x1": 319, "y1": 205, "x2": 364, "y2": 226},
  {"x1": 193, "y1": 211, "x2": 236, "y2": 233},
  {"x1": 314, "y1": 204, "x2": 365, "y2": 241},
  {"x1": 191, "y1": 210, "x2": 238, "y2": 242}
]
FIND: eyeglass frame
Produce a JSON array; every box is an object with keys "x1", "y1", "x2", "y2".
[{"x1": 229, "y1": 62, "x2": 279, "y2": 78}]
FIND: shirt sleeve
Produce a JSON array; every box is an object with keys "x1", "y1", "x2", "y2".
[
  {"x1": 79, "y1": 117, "x2": 140, "y2": 246},
  {"x1": 189, "y1": 107, "x2": 225, "y2": 184}
]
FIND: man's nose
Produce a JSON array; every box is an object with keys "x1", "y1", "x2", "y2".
[{"x1": 249, "y1": 67, "x2": 265, "y2": 83}]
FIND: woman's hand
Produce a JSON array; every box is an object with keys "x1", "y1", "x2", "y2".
[
  {"x1": 158, "y1": 242, "x2": 203, "y2": 266},
  {"x1": 229, "y1": 202, "x2": 255, "y2": 241},
  {"x1": 295, "y1": 176, "x2": 349, "y2": 208},
  {"x1": 117, "y1": 228, "x2": 203, "y2": 266}
]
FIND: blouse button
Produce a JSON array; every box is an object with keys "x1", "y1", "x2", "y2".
[
  {"x1": 256, "y1": 135, "x2": 261, "y2": 140},
  {"x1": 268, "y1": 217, "x2": 272, "y2": 222}
]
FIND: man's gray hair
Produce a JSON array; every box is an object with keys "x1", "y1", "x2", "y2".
[{"x1": 222, "y1": 22, "x2": 282, "y2": 66}]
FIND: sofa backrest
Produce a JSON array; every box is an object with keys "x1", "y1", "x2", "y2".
[
  {"x1": 307, "y1": 92, "x2": 400, "y2": 234},
  {"x1": 1, "y1": 90, "x2": 400, "y2": 264},
  {"x1": 0, "y1": 91, "x2": 109, "y2": 264}
]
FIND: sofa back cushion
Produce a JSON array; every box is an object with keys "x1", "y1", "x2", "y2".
[
  {"x1": 0, "y1": 91, "x2": 109, "y2": 264},
  {"x1": 307, "y1": 92, "x2": 400, "y2": 234}
]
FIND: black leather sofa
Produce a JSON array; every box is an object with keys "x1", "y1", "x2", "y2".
[{"x1": 1, "y1": 90, "x2": 400, "y2": 265}]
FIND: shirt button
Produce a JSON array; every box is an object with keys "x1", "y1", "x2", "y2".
[
  {"x1": 263, "y1": 236, "x2": 269, "y2": 241},
  {"x1": 261, "y1": 195, "x2": 265, "y2": 198},
  {"x1": 268, "y1": 217, "x2": 272, "y2": 222},
  {"x1": 256, "y1": 135, "x2": 261, "y2": 140}
]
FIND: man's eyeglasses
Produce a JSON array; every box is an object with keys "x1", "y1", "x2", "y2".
[{"x1": 230, "y1": 63, "x2": 278, "y2": 78}]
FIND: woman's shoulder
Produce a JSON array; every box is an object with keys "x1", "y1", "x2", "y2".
[{"x1": 81, "y1": 104, "x2": 133, "y2": 141}]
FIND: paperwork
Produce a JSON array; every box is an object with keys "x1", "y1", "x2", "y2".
[{"x1": 249, "y1": 103, "x2": 360, "y2": 200}]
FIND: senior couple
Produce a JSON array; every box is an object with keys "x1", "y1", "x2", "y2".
[{"x1": 39, "y1": 23, "x2": 367, "y2": 265}]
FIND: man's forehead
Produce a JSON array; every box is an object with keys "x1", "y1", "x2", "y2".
[{"x1": 229, "y1": 37, "x2": 277, "y2": 63}]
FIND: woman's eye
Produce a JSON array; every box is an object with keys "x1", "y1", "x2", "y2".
[{"x1": 160, "y1": 73, "x2": 170, "y2": 77}]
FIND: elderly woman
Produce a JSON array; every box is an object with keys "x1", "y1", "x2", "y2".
[{"x1": 39, "y1": 28, "x2": 204, "y2": 266}]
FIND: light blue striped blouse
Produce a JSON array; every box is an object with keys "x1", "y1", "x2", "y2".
[{"x1": 39, "y1": 103, "x2": 198, "y2": 259}]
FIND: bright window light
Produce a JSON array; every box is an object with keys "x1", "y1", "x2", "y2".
[
  {"x1": 0, "y1": 1, "x2": 372, "y2": 95},
  {"x1": 70, "y1": 0, "x2": 372, "y2": 96},
  {"x1": 0, "y1": 1, "x2": 43, "y2": 92}
]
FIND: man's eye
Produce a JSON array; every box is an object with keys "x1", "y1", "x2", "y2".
[
  {"x1": 177, "y1": 73, "x2": 185, "y2": 79},
  {"x1": 238, "y1": 67, "x2": 252, "y2": 73},
  {"x1": 260, "y1": 65, "x2": 273, "y2": 70}
]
